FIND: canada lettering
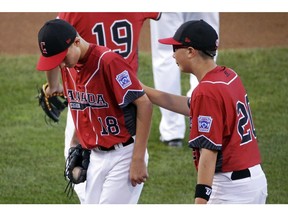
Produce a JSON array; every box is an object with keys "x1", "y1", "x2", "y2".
[{"x1": 67, "y1": 89, "x2": 108, "y2": 109}]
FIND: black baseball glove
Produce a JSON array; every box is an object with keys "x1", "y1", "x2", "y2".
[
  {"x1": 37, "y1": 83, "x2": 67, "y2": 123},
  {"x1": 64, "y1": 144, "x2": 91, "y2": 197}
]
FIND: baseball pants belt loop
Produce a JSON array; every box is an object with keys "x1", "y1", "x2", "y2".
[
  {"x1": 231, "y1": 168, "x2": 251, "y2": 180},
  {"x1": 95, "y1": 137, "x2": 134, "y2": 151}
]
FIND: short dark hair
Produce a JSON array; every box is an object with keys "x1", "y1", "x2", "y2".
[{"x1": 198, "y1": 50, "x2": 216, "y2": 59}]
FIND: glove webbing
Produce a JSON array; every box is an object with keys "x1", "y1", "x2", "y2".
[
  {"x1": 64, "y1": 181, "x2": 75, "y2": 198},
  {"x1": 42, "y1": 84, "x2": 65, "y2": 111}
]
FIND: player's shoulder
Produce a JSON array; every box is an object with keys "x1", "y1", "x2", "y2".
[
  {"x1": 121, "y1": 12, "x2": 161, "y2": 22},
  {"x1": 201, "y1": 66, "x2": 238, "y2": 86},
  {"x1": 91, "y1": 45, "x2": 125, "y2": 64},
  {"x1": 90, "y1": 44, "x2": 109, "y2": 55},
  {"x1": 193, "y1": 66, "x2": 239, "y2": 99},
  {"x1": 141, "y1": 12, "x2": 161, "y2": 20}
]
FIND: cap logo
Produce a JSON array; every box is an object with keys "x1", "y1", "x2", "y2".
[
  {"x1": 66, "y1": 38, "x2": 72, "y2": 44},
  {"x1": 40, "y1": 42, "x2": 47, "y2": 54},
  {"x1": 184, "y1": 37, "x2": 191, "y2": 43}
]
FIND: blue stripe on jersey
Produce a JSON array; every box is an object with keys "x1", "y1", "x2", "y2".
[
  {"x1": 119, "y1": 90, "x2": 145, "y2": 108},
  {"x1": 122, "y1": 103, "x2": 137, "y2": 136},
  {"x1": 189, "y1": 135, "x2": 223, "y2": 172}
]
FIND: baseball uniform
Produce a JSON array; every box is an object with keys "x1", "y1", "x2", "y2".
[
  {"x1": 58, "y1": 12, "x2": 161, "y2": 203},
  {"x1": 61, "y1": 44, "x2": 147, "y2": 204},
  {"x1": 189, "y1": 66, "x2": 267, "y2": 203}
]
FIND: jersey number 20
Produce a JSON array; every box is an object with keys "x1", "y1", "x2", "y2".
[{"x1": 236, "y1": 95, "x2": 257, "y2": 145}]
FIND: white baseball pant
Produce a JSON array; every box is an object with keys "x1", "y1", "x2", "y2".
[
  {"x1": 84, "y1": 140, "x2": 148, "y2": 204},
  {"x1": 65, "y1": 107, "x2": 148, "y2": 204},
  {"x1": 208, "y1": 164, "x2": 268, "y2": 204}
]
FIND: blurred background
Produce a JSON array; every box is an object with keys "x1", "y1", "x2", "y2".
[{"x1": 1, "y1": 12, "x2": 288, "y2": 55}]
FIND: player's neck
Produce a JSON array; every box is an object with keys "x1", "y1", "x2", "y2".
[
  {"x1": 195, "y1": 61, "x2": 217, "y2": 81},
  {"x1": 79, "y1": 39, "x2": 90, "y2": 61}
]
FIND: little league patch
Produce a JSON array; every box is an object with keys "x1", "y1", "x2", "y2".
[
  {"x1": 198, "y1": 115, "x2": 213, "y2": 133},
  {"x1": 116, "y1": 70, "x2": 132, "y2": 89}
]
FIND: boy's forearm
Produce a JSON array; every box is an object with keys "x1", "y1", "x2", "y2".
[
  {"x1": 45, "y1": 67, "x2": 61, "y2": 92},
  {"x1": 142, "y1": 84, "x2": 190, "y2": 116},
  {"x1": 133, "y1": 95, "x2": 153, "y2": 159},
  {"x1": 195, "y1": 148, "x2": 217, "y2": 204},
  {"x1": 70, "y1": 128, "x2": 79, "y2": 148}
]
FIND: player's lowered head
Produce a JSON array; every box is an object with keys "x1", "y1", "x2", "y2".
[{"x1": 36, "y1": 19, "x2": 77, "y2": 71}]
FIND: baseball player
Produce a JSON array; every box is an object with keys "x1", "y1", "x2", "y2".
[
  {"x1": 142, "y1": 20, "x2": 268, "y2": 203},
  {"x1": 37, "y1": 19, "x2": 153, "y2": 204},
  {"x1": 150, "y1": 13, "x2": 219, "y2": 147},
  {"x1": 44, "y1": 12, "x2": 161, "y2": 203}
]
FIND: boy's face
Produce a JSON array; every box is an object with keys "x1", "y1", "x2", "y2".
[
  {"x1": 172, "y1": 46, "x2": 191, "y2": 73},
  {"x1": 172, "y1": 45, "x2": 188, "y2": 53},
  {"x1": 60, "y1": 38, "x2": 81, "y2": 69}
]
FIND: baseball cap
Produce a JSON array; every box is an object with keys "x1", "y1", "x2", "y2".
[
  {"x1": 158, "y1": 20, "x2": 218, "y2": 53},
  {"x1": 36, "y1": 19, "x2": 77, "y2": 71}
]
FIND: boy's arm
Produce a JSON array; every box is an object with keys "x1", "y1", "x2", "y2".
[
  {"x1": 37, "y1": 67, "x2": 67, "y2": 123},
  {"x1": 70, "y1": 128, "x2": 79, "y2": 148},
  {"x1": 142, "y1": 83, "x2": 190, "y2": 116},
  {"x1": 45, "y1": 67, "x2": 63, "y2": 95},
  {"x1": 129, "y1": 94, "x2": 153, "y2": 187},
  {"x1": 195, "y1": 148, "x2": 218, "y2": 204}
]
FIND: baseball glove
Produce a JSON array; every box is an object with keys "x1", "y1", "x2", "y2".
[
  {"x1": 64, "y1": 144, "x2": 91, "y2": 197},
  {"x1": 37, "y1": 83, "x2": 67, "y2": 123}
]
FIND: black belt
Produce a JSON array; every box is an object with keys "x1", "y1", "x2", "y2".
[
  {"x1": 231, "y1": 168, "x2": 251, "y2": 180},
  {"x1": 95, "y1": 137, "x2": 134, "y2": 151}
]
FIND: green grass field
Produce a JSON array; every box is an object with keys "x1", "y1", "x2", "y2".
[{"x1": 0, "y1": 47, "x2": 287, "y2": 204}]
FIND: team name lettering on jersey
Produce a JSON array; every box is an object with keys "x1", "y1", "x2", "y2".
[{"x1": 67, "y1": 89, "x2": 108, "y2": 110}]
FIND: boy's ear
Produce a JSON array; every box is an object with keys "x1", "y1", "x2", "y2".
[
  {"x1": 74, "y1": 37, "x2": 81, "y2": 45},
  {"x1": 187, "y1": 47, "x2": 197, "y2": 56}
]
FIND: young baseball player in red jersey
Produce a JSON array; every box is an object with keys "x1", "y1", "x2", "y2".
[
  {"x1": 142, "y1": 20, "x2": 268, "y2": 204},
  {"x1": 44, "y1": 12, "x2": 160, "y2": 203},
  {"x1": 37, "y1": 19, "x2": 153, "y2": 204},
  {"x1": 150, "y1": 12, "x2": 219, "y2": 147}
]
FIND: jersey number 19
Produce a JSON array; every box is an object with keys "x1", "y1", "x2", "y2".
[{"x1": 92, "y1": 20, "x2": 132, "y2": 59}]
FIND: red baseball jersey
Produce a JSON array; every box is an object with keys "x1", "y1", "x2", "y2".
[
  {"x1": 58, "y1": 12, "x2": 161, "y2": 74},
  {"x1": 61, "y1": 44, "x2": 144, "y2": 149},
  {"x1": 189, "y1": 66, "x2": 261, "y2": 172}
]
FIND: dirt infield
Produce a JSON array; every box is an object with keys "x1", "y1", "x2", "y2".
[{"x1": 1, "y1": 12, "x2": 288, "y2": 55}]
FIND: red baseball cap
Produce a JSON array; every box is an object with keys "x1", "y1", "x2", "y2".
[
  {"x1": 158, "y1": 20, "x2": 218, "y2": 51},
  {"x1": 36, "y1": 19, "x2": 77, "y2": 71}
]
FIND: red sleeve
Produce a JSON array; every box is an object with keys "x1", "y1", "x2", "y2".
[
  {"x1": 103, "y1": 53, "x2": 144, "y2": 107},
  {"x1": 141, "y1": 12, "x2": 161, "y2": 20},
  {"x1": 190, "y1": 93, "x2": 223, "y2": 149},
  {"x1": 57, "y1": 12, "x2": 68, "y2": 21}
]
